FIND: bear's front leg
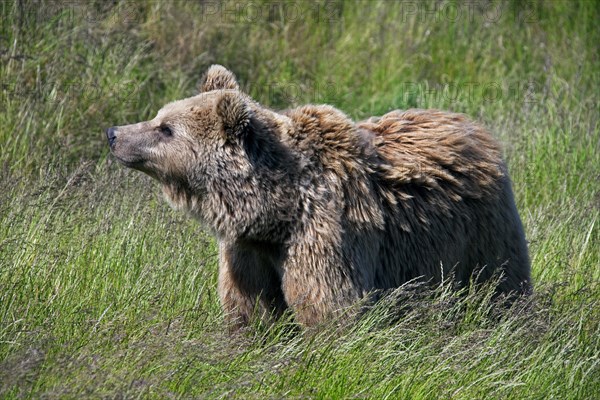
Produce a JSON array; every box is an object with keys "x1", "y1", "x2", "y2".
[
  {"x1": 218, "y1": 241, "x2": 287, "y2": 331},
  {"x1": 282, "y1": 241, "x2": 364, "y2": 327}
]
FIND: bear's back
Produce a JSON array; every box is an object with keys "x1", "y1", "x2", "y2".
[{"x1": 358, "y1": 109, "x2": 506, "y2": 202}]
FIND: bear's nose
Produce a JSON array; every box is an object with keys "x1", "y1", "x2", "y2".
[{"x1": 105, "y1": 127, "x2": 117, "y2": 147}]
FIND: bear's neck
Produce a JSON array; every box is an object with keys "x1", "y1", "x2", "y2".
[{"x1": 162, "y1": 181, "x2": 201, "y2": 215}]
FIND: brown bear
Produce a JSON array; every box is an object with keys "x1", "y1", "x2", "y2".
[{"x1": 106, "y1": 65, "x2": 531, "y2": 329}]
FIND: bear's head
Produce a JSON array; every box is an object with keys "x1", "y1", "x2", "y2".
[
  {"x1": 106, "y1": 65, "x2": 298, "y2": 240},
  {"x1": 106, "y1": 65, "x2": 250, "y2": 179}
]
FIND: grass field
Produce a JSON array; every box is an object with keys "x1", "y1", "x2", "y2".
[{"x1": 1, "y1": 1, "x2": 598, "y2": 398}]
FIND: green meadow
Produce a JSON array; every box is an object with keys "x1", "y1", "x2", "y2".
[{"x1": 1, "y1": 1, "x2": 598, "y2": 398}]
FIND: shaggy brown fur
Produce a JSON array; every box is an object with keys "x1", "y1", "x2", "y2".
[{"x1": 107, "y1": 65, "x2": 531, "y2": 328}]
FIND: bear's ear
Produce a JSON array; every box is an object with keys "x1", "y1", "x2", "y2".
[
  {"x1": 216, "y1": 91, "x2": 252, "y2": 139},
  {"x1": 199, "y1": 65, "x2": 239, "y2": 92}
]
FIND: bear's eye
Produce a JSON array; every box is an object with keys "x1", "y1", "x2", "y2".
[{"x1": 159, "y1": 124, "x2": 173, "y2": 137}]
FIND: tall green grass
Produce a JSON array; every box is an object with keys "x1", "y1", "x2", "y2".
[{"x1": 1, "y1": 1, "x2": 598, "y2": 398}]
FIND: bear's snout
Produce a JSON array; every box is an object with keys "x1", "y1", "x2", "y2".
[{"x1": 105, "y1": 127, "x2": 117, "y2": 148}]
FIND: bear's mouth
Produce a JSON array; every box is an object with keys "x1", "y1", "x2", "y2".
[
  {"x1": 111, "y1": 153, "x2": 149, "y2": 172},
  {"x1": 119, "y1": 158, "x2": 161, "y2": 180}
]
